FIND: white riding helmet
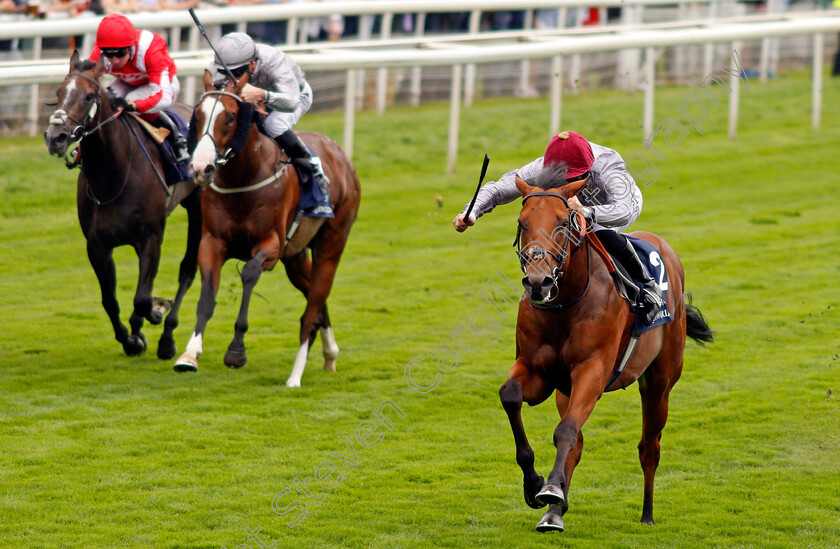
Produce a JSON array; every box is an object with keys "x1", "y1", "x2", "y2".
[{"x1": 212, "y1": 32, "x2": 258, "y2": 71}]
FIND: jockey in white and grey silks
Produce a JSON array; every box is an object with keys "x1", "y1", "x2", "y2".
[
  {"x1": 454, "y1": 131, "x2": 664, "y2": 325},
  {"x1": 211, "y1": 32, "x2": 332, "y2": 216}
]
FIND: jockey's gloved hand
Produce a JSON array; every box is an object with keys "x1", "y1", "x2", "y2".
[
  {"x1": 112, "y1": 97, "x2": 137, "y2": 112},
  {"x1": 578, "y1": 206, "x2": 596, "y2": 227}
]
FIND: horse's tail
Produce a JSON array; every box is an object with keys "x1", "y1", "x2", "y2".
[{"x1": 684, "y1": 292, "x2": 715, "y2": 346}]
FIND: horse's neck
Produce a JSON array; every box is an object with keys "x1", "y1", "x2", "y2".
[
  {"x1": 82, "y1": 107, "x2": 135, "y2": 186},
  {"x1": 223, "y1": 129, "x2": 286, "y2": 188}
]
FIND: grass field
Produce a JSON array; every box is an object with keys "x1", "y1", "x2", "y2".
[{"x1": 1, "y1": 68, "x2": 839, "y2": 548}]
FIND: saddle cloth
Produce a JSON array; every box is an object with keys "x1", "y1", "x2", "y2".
[{"x1": 621, "y1": 235, "x2": 674, "y2": 336}]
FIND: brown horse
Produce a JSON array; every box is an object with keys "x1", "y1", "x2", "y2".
[
  {"x1": 499, "y1": 166, "x2": 713, "y2": 532},
  {"x1": 173, "y1": 71, "x2": 361, "y2": 387},
  {"x1": 44, "y1": 51, "x2": 202, "y2": 359}
]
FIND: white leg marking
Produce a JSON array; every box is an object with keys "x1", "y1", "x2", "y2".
[
  {"x1": 285, "y1": 340, "x2": 310, "y2": 388},
  {"x1": 320, "y1": 326, "x2": 339, "y2": 372},
  {"x1": 174, "y1": 332, "x2": 202, "y2": 371}
]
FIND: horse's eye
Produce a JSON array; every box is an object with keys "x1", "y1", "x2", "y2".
[
  {"x1": 227, "y1": 113, "x2": 236, "y2": 124},
  {"x1": 85, "y1": 93, "x2": 94, "y2": 102}
]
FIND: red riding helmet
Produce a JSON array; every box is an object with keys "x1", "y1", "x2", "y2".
[
  {"x1": 95, "y1": 14, "x2": 136, "y2": 49},
  {"x1": 544, "y1": 131, "x2": 594, "y2": 179}
]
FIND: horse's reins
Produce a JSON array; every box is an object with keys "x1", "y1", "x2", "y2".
[
  {"x1": 517, "y1": 191, "x2": 591, "y2": 310},
  {"x1": 195, "y1": 90, "x2": 288, "y2": 195}
]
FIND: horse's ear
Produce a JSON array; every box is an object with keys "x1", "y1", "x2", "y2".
[
  {"x1": 559, "y1": 177, "x2": 589, "y2": 199},
  {"x1": 234, "y1": 70, "x2": 249, "y2": 93},
  {"x1": 70, "y1": 49, "x2": 80, "y2": 71},
  {"x1": 93, "y1": 55, "x2": 105, "y2": 78},
  {"x1": 203, "y1": 70, "x2": 213, "y2": 91},
  {"x1": 515, "y1": 175, "x2": 535, "y2": 197}
]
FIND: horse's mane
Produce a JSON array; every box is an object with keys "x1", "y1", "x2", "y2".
[
  {"x1": 533, "y1": 162, "x2": 569, "y2": 190},
  {"x1": 75, "y1": 60, "x2": 96, "y2": 72}
]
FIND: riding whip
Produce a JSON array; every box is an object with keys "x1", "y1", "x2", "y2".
[
  {"x1": 464, "y1": 154, "x2": 490, "y2": 221},
  {"x1": 188, "y1": 8, "x2": 237, "y2": 86}
]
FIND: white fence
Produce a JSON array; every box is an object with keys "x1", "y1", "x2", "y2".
[{"x1": 1, "y1": 1, "x2": 838, "y2": 171}]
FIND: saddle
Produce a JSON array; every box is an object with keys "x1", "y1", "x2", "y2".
[
  {"x1": 128, "y1": 110, "x2": 191, "y2": 185},
  {"x1": 587, "y1": 231, "x2": 673, "y2": 337}
]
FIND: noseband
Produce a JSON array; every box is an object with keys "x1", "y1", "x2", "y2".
[{"x1": 515, "y1": 191, "x2": 589, "y2": 309}]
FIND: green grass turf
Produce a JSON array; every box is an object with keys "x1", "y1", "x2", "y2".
[{"x1": 0, "y1": 68, "x2": 838, "y2": 548}]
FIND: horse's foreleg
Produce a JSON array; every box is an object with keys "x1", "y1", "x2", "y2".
[
  {"x1": 159, "y1": 191, "x2": 202, "y2": 360},
  {"x1": 132, "y1": 233, "x2": 162, "y2": 328},
  {"x1": 499, "y1": 368, "x2": 552, "y2": 510},
  {"x1": 637, "y1": 366, "x2": 677, "y2": 525},
  {"x1": 174, "y1": 238, "x2": 225, "y2": 372},
  {"x1": 224, "y1": 249, "x2": 272, "y2": 369},
  {"x1": 86, "y1": 241, "x2": 141, "y2": 355},
  {"x1": 540, "y1": 364, "x2": 604, "y2": 509}
]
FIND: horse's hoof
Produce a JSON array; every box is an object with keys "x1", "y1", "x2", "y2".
[
  {"x1": 524, "y1": 475, "x2": 547, "y2": 509},
  {"x1": 157, "y1": 336, "x2": 176, "y2": 360},
  {"x1": 147, "y1": 297, "x2": 172, "y2": 325},
  {"x1": 174, "y1": 353, "x2": 198, "y2": 373},
  {"x1": 285, "y1": 378, "x2": 301, "y2": 388},
  {"x1": 323, "y1": 358, "x2": 336, "y2": 372},
  {"x1": 124, "y1": 334, "x2": 147, "y2": 356},
  {"x1": 535, "y1": 484, "x2": 565, "y2": 507},
  {"x1": 224, "y1": 347, "x2": 247, "y2": 369},
  {"x1": 536, "y1": 510, "x2": 565, "y2": 533}
]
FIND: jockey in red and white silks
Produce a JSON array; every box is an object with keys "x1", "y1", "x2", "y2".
[{"x1": 89, "y1": 13, "x2": 189, "y2": 163}]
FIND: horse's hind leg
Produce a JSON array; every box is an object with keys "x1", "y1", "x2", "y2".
[
  {"x1": 637, "y1": 356, "x2": 681, "y2": 525},
  {"x1": 87, "y1": 241, "x2": 145, "y2": 355},
  {"x1": 499, "y1": 364, "x2": 553, "y2": 511},
  {"x1": 283, "y1": 251, "x2": 339, "y2": 373},
  {"x1": 159, "y1": 190, "x2": 202, "y2": 360},
  {"x1": 285, "y1": 238, "x2": 346, "y2": 387}
]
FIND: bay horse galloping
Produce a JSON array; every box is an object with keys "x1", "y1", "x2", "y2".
[
  {"x1": 174, "y1": 71, "x2": 360, "y2": 387},
  {"x1": 499, "y1": 168, "x2": 713, "y2": 532},
  {"x1": 44, "y1": 52, "x2": 202, "y2": 359}
]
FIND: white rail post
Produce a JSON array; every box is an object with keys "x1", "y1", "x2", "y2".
[
  {"x1": 728, "y1": 41, "x2": 741, "y2": 141},
  {"x1": 184, "y1": 26, "x2": 200, "y2": 104},
  {"x1": 376, "y1": 12, "x2": 393, "y2": 115},
  {"x1": 410, "y1": 12, "x2": 427, "y2": 107},
  {"x1": 447, "y1": 64, "x2": 463, "y2": 175},
  {"x1": 464, "y1": 9, "x2": 481, "y2": 107},
  {"x1": 643, "y1": 47, "x2": 655, "y2": 139},
  {"x1": 286, "y1": 18, "x2": 299, "y2": 46},
  {"x1": 812, "y1": 33, "x2": 823, "y2": 130},
  {"x1": 703, "y1": 0, "x2": 718, "y2": 77},
  {"x1": 517, "y1": 9, "x2": 534, "y2": 97},
  {"x1": 26, "y1": 36, "x2": 42, "y2": 137},
  {"x1": 343, "y1": 68, "x2": 356, "y2": 161},
  {"x1": 549, "y1": 55, "x2": 563, "y2": 136}
]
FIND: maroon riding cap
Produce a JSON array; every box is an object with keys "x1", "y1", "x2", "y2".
[{"x1": 544, "y1": 131, "x2": 594, "y2": 179}]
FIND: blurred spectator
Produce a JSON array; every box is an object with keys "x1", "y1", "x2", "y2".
[
  {"x1": 489, "y1": 10, "x2": 524, "y2": 31},
  {"x1": 101, "y1": 0, "x2": 140, "y2": 13}
]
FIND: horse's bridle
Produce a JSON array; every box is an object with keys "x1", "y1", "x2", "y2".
[
  {"x1": 194, "y1": 90, "x2": 244, "y2": 166},
  {"x1": 49, "y1": 72, "x2": 124, "y2": 167},
  {"x1": 515, "y1": 191, "x2": 590, "y2": 309}
]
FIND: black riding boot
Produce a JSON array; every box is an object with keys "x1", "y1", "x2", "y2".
[
  {"x1": 155, "y1": 111, "x2": 190, "y2": 164},
  {"x1": 274, "y1": 129, "x2": 331, "y2": 194},
  {"x1": 596, "y1": 229, "x2": 664, "y2": 325}
]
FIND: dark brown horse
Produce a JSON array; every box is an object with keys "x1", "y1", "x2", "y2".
[
  {"x1": 173, "y1": 71, "x2": 361, "y2": 387},
  {"x1": 44, "y1": 51, "x2": 202, "y2": 359},
  {"x1": 499, "y1": 167, "x2": 713, "y2": 531}
]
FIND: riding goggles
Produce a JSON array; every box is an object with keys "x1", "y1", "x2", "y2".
[{"x1": 102, "y1": 47, "x2": 130, "y2": 58}]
